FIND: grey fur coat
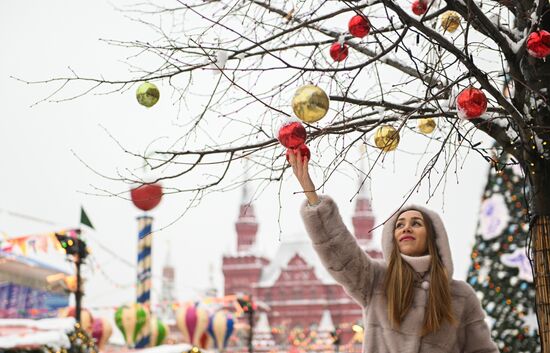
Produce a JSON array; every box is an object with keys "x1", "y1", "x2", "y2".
[{"x1": 300, "y1": 196, "x2": 498, "y2": 353}]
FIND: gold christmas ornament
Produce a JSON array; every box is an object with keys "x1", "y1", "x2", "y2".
[
  {"x1": 417, "y1": 118, "x2": 436, "y2": 134},
  {"x1": 136, "y1": 82, "x2": 160, "y2": 108},
  {"x1": 374, "y1": 125, "x2": 400, "y2": 152},
  {"x1": 440, "y1": 11, "x2": 461, "y2": 33},
  {"x1": 291, "y1": 85, "x2": 330, "y2": 123}
]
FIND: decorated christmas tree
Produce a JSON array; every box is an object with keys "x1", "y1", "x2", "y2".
[{"x1": 467, "y1": 151, "x2": 539, "y2": 353}]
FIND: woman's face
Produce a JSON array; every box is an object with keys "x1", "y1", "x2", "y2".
[{"x1": 394, "y1": 210, "x2": 429, "y2": 257}]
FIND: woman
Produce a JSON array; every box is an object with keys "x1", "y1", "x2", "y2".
[{"x1": 288, "y1": 150, "x2": 498, "y2": 353}]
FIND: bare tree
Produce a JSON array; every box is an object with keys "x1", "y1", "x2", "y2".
[{"x1": 28, "y1": 0, "x2": 550, "y2": 350}]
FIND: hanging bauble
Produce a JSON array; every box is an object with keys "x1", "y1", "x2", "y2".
[
  {"x1": 278, "y1": 121, "x2": 306, "y2": 148},
  {"x1": 440, "y1": 11, "x2": 461, "y2": 33},
  {"x1": 348, "y1": 15, "x2": 370, "y2": 38},
  {"x1": 329, "y1": 42, "x2": 349, "y2": 62},
  {"x1": 417, "y1": 118, "x2": 436, "y2": 134},
  {"x1": 292, "y1": 85, "x2": 330, "y2": 123},
  {"x1": 456, "y1": 87, "x2": 488, "y2": 119},
  {"x1": 58, "y1": 307, "x2": 94, "y2": 335},
  {"x1": 374, "y1": 125, "x2": 400, "y2": 152},
  {"x1": 136, "y1": 82, "x2": 160, "y2": 108},
  {"x1": 286, "y1": 144, "x2": 311, "y2": 162},
  {"x1": 92, "y1": 317, "x2": 113, "y2": 351},
  {"x1": 527, "y1": 30, "x2": 550, "y2": 59},
  {"x1": 131, "y1": 183, "x2": 163, "y2": 211},
  {"x1": 411, "y1": 0, "x2": 428, "y2": 16}
]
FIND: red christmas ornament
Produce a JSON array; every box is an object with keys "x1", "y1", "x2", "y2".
[
  {"x1": 278, "y1": 121, "x2": 306, "y2": 148},
  {"x1": 412, "y1": 0, "x2": 428, "y2": 16},
  {"x1": 527, "y1": 30, "x2": 550, "y2": 59},
  {"x1": 131, "y1": 183, "x2": 163, "y2": 211},
  {"x1": 286, "y1": 144, "x2": 311, "y2": 162},
  {"x1": 329, "y1": 42, "x2": 349, "y2": 62},
  {"x1": 456, "y1": 87, "x2": 488, "y2": 119},
  {"x1": 348, "y1": 15, "x2": 370, "y2": 38}
]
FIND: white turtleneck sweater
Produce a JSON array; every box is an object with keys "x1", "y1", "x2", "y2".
[{"x1": 400, "y1": 254, "x2": 431, "y2": 273}]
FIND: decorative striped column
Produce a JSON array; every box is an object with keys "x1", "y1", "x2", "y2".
[{"x1": 136, "y1": 215, "x2": 153, "y2": 348}]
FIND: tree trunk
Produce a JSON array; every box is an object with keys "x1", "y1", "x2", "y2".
[
  {"x1": 533, "y1": 216, "x2": 550, "y2": 353},
  {"x1": 529, "y1": 161, "x2": 550, "y2": 353}
]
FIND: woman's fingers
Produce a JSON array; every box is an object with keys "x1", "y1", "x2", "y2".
[{"x1": 288, "y1": 149, "x2": 297, "y2": 166}]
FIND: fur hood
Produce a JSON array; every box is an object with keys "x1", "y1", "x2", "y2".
[
  {"x1": 381, "y1": 204, "x2": 454, "y2": 279},
  {"x1": 300, "y1": 197, "x2": 498, "y2": 352}
]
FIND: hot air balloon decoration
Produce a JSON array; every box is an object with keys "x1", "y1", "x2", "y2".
[
  {"x1": 149, "y1": 317, "x2": 169, "y2": 347},
  {"x1": 176, "y1": 304, "x2": 210, "y2": 346},
  {"x1": 208, "y1": 311, "x2": 235, "y2": 352},
  {"x1": 114, "y1": 303, "x2": 150, "y2": 348},
  {"x1": 200, "y1": 331, "x2": 213, "y2": 349},
  {"x1": 58, "y1": 306, "x2": 94, "y2": 336},
  {"x1": 92, "y1": 317, "x2": 113, "y2": 351}
]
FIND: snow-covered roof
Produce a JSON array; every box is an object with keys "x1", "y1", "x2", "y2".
[
  {"x1": 0, "y1": 250, "x2": 74, "y2": 293},
  {"x1": 256, "y1": 233, "x2": 336, "y2": 287},
  {"x1": 0, "y1": 317, "x2": 75, "y2": 349}
]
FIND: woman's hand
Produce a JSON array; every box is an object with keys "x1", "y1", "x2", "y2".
[{"x1": 288, "y1": 148, "x2": 320, "y2": 206}]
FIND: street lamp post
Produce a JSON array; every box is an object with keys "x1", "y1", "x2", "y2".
[{"x1": 55, "y1": 229, "x2": 88, "y2": 325}]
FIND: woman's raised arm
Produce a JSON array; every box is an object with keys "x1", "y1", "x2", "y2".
[{"x1": 288, "y1": 149, "x2": 382, "y2": 307}]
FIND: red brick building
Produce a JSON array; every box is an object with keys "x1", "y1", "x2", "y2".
[{"x1": 222, "y1": 185, "x2": 382, "y2": 344}]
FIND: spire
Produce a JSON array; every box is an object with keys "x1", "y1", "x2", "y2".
[
  {"x1": 353, "y1": 150, "x2": 375, "y2": 244},
  {"x1": 318, "y1": 309, "x2": 335, "y2": 332},
  {"x1": 254, "y1": 312, "x2": 272, "y2": 334},
  {"x1": 159, "y1": 241, "x2": 175, "y2": 322},
  {"x1": 252, "y1": 312, "x2": 275, "y2": 350},
  {"x1": 236, "y1": 182, "x2": 259, "y2": 252},
  {"x1": 205, "y1": 262, "x2": 218, "y2": 297},
  {"x1": 165, "y1": 240, "x2": 172, "y2": 266},
  {"x1": 357, "y1": 154, "x2": 372, "y2": 199}
]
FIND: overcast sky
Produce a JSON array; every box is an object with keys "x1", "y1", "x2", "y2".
[{"x1": 1, "y1": 0, "x2": 492, "y2": 324}]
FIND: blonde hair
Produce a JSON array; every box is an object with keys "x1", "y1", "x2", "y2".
[{"x1": 384, "y1": 209, "x2": 456, "y2": 336}]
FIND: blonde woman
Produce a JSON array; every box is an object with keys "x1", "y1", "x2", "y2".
[{"x1": 288, "y1": 150, "x2": 498, "y2": 353}]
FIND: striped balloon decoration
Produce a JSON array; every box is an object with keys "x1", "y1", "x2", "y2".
[
  {"x1": 91, "y1": 317, "x2": 113, "y2": 351},
  {"x1": 58, "y1": 307, "x2": 94, "y2": 336},
  {"x1": 149, "y1": 317, "x2": 169, "y2": 347},
  {"x1": 200, "y1": 331, "x2": 213, "y2": 349},
  {"x1": 114, "y1": 303, "x2": 149, "y2": 348},
  {"x1": 176, "y1": 304, "x2": 209, "y2": 346},
  {"x1": 208, "y1": 311, "x2": 235, "y2": 352}
]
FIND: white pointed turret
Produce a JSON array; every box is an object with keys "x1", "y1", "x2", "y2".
[
  {"x1": 252, "y1": 312, "x2": 275, "y2": 351},
  {"x1": 318, "y1": 309, "x2": 335, "y2": 332},
  {"x1": 159, "y1": 242, "x2": 176, "y2": 323},
  {"x1": 254, "y1": 312, "x2": 272, "y2": 334}
]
